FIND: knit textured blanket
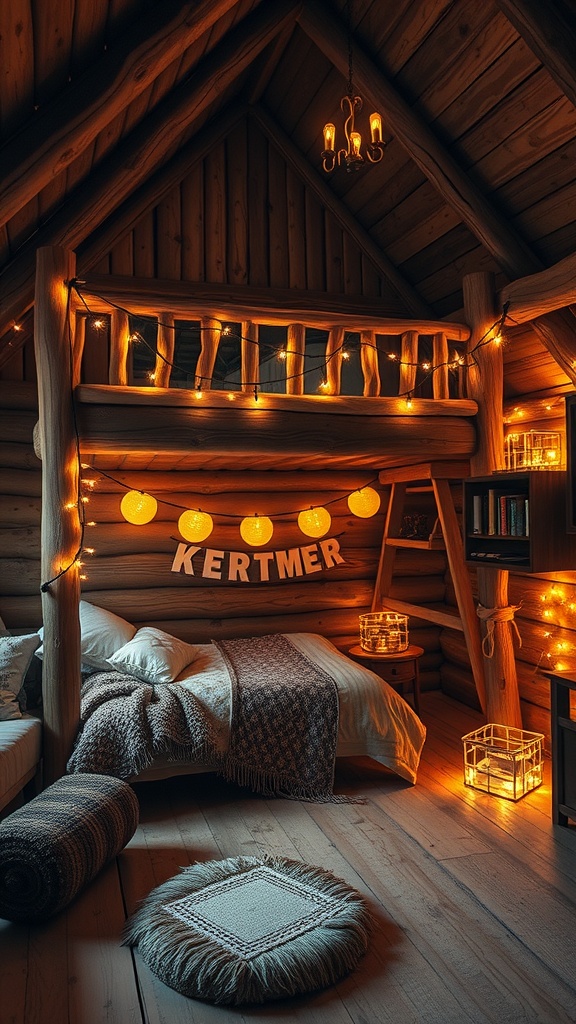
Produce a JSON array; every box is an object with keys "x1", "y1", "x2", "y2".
[
  {"x1": 67, "y1": 671, "x2": 217, "y2": 778},
  {"x1": 214, "y1": 634, "x2": 341, "y2": 802}
]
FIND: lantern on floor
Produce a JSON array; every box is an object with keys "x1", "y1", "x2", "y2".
[
  {"x1": 462, "y1": 724, "x2": 544, "y2": 800},
  {"x1": 348, "y1": 487, "x2": 380, "y2": 518},
  {"x1": 240, "y1": 514, "x2": 274, "y2": 546},
  {"x1": 298, "y1": 506, "x2": 331, "y2": 538},
  {"x1": 120, "y1": 490, "x2": 157, "y2": 525},
  {"x1": 178, "y1": 510, "x2": 214, "y2": 543},
  {"x1": 358, "y1": 611, "x2": 409, "y2": 653}
]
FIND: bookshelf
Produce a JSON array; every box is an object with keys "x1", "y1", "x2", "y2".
[{"x1": 464, "y1": 471, "x2": 576, "y2": 573}]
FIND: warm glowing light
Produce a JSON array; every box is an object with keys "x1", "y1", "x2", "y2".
[
  {"x1": 318, "y1": 380, "x2": 331, "y2": 393},
  {"x1": 91, "y1": 318, "x2": 105, "y2": 331},
  {"x1": 323, "y1": 122, "x2": 336, "y2": 152},
  {"x1": 226, "y1": 392, "x2": 235, "y2": 401},
  {"x1": 298, "y1": 506, "x2": 331, "y2": 538},
  {"x1": 240, "y1": 515, "x2": 274, "y2": 546},
  {"x1": 406, "y1": 395, "x2": 413, "y2": 409},
  {"x1": 13, "y1": 322, "x2": 22, "y2": 332},
  {"x1": 83, "y1": 547, "x2": 95, "y2": 555},
  {"x1": 341, "y1": 350, "x2": 350, "y2": 360},
  {"x1": 370, "y1": 112, "x2": 382, "y2": 144},
  {"x1": 120, "y1": 490, "x2": 157, "y2": 525},
  {"x1": 347, "y1": 487, "x2": 380, "y2": 518},
  {"x1": 422, "y1": 361, "x2": 431, "y2": 370},
  {"x1": 194, "y1": 389, "x2": 203, "y2": 400},
  {"x1": 278, "y1": 349, "x2": 287, "y2": 361},
  {"x1": 387, "y1": 351, "x2": 398, "y2": 360},
  {"x1": 178, "y1": 509, "x2": 214, "y2": 543}
]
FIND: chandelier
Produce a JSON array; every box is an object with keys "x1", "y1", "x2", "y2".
[{"x1": 321, "y1": 4, "x2": 384, "y2": 173}]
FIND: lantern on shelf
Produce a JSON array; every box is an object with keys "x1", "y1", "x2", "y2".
[
  {"x1": 462, "y1": 724, "x2": 544, "y2": 801},
  {"x1": 358, "y1": 611, "x2": 409, "y2": 653},
  {"x1": 504, "y1": 430, "x2": 561, "y2": 471},
  {"x1": 120, "y1": 490, "x2": 157, "y2": 525}
]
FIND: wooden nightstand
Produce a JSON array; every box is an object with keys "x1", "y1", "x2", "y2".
[{"x1": 347, "y1": 644, "x2": 423, "y2": 715}]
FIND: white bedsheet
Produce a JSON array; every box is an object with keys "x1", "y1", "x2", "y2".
[{"x1": 136, "y1": 633, "x2": 426, "y2": 785}]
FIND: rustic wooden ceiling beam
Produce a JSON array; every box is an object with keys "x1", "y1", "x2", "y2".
[
  {"x1": 298, "y1": 0, "x2": 576, "y2": 385},
  {"x1": 251, "y1": 105, "x2": 432, "y2": 320},
  {"x1": 499, "y1": 249, "x2": 576, "y2": 323},
  {"x1": 297, "y1": 0, "x2": 538, "y2": 282},
  {"x1": 495, "y1": 0, "x2": 576, "y2": 110},
  {"x1": 0, "y1": 0, "x2": 298, "y2": 351},
  {"x1": 0, "y1": 0, "x2": 242, "y2": 232}
]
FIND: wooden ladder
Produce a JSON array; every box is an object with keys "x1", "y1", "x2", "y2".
[{"x1": 372, "y1": 461, "x2": 485, "y2": 709}]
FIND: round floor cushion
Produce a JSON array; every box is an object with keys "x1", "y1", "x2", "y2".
[{"x1": 123, "y1": 854, "x2": 371, "y2": 1005}]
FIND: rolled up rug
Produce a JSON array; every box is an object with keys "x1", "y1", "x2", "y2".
[{"x1": 0, "y1": 773, "x2": 139, "y2": 922}]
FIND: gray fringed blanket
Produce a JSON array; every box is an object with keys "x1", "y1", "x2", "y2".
[
  {"x1": 68, "y1": 635, "x2": 344, "y2": 801},
  {"x1": 67, "y1": 672, "x2": 217, "y2": 778},
  {"x1": 214, "y1": 634, "x2": 340, "y2": 802}
]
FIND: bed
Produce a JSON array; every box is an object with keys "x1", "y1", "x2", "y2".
[{"x1": 50, "y1": 603, "x2": 426, "y2": 795}]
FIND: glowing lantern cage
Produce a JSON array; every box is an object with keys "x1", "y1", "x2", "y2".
[
  {"x1": 359, "y1": 611, "x2": 409, "y2": 654},
  {"x1": 504, "y1": 430, "x2": 561, "y2": 471},
  {"x1": 462, "y1": 724, "x2": 544, "y2": 801}
]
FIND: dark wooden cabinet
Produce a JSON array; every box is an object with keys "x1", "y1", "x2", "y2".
[
  {"x1": 463, "y1": 471, "x2": 576, "y2": 573},
  {"x1": 543, "y1": 670, "x2": 576, "y2": 827}
]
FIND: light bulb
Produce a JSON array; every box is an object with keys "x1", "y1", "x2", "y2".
[
  {"x1": 347, "y1": 487, "x2": 380, "y2": 518},
  {"x1": 240, "y1": 515, "x2": 273, "y2": 546},
  {"x1": 178, "y1": 510, "x2": 214, "y2": 543},
  {"x1": 120, "y1": 490, "x2": 157, "y2": 525},
  {"x1": 298, "y1": 506, "x2": 331, "y2": 538}
]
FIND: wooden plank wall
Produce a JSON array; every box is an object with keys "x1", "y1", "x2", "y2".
[{"x1": 89, "y1": 119, "x2": 405, "y2": 312}]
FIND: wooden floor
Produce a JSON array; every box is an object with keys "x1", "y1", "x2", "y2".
[{"x1": 2, "y1": 692, "x2": 575, "y2": 1024}]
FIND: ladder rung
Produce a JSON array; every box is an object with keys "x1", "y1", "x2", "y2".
[
  {"x1": 386, "y1": 537, "x2": 445, "y2": 550},
  {"x1": 380, "y1": 598, "x2": 465, "y2": 631}
]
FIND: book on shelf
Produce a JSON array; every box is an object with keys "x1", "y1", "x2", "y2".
[{"x1": 472, "y1": 488, "x2": 529, "y2": 537}]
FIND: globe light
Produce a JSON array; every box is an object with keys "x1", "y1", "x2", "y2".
[
  {"x1": 178, "y1": 510, "x2": 214, "y2": 542},
  {"x1": 298, "y1": 506, "x2": 331, "y2": 538},
  {"x1": 347, "y1": 486, "x2": 380, "y2": 518},
  {"x1": 120, "y1": 490, "x2": 158, "y2": 525},
  {"x1": 240, "y1": 515, "x2": 274, "y2": 546}
]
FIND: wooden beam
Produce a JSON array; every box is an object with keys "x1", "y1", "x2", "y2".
[
  {"x1": 33, "y1": 247, "x2": 82, "y2": 783},
  {"x1": 495, "y1": 0, "x2": 576, "y2": 110},
  {"x1": 71, "y1": 274, "x2": 471, "y2": 337},
  {"x1": 464, "y1": 271, "x2": 522, "y2": 729},
  {"x1": 252, "y1": 105, "x2": 433, "y2": 319},
  {"x1": 0, "y1": 0, "x2": 240, "y2": 231},
  {"x1": 499, "y1": 249, "x2": 576, "y2": 323},
  {"x1": 298, "y1": 0, "x2": 538, "y2": 281},
  {"x1": 0, "y1": 1, "x2": 298, "y2": 344}
]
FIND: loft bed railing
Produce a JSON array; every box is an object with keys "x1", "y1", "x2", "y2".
[{"x1": 72, "y1": 273, "x2": 471, "y2": 403}]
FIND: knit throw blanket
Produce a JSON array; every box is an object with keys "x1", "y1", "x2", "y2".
[
  {"x1": 67, "y1": 672, "x2": 217, "y2": 778},
  {"x1": 214, "y1": 634, "x2": 341, "y2": 802}
]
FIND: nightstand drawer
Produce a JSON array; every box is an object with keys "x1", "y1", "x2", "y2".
[{"x1": 384, "y1": 661, "x2": 416, "y2": 682}]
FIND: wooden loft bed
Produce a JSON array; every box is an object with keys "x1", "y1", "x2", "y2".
[{"x1": 33, "y1": 246, "x2": 480, "y2": 783}]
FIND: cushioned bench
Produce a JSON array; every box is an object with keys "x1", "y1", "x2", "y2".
[{"x1": 0, "y1": 718, "x2": 42, "y2": 815}]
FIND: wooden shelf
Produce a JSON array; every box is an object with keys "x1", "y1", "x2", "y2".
[{"x1": 464, "y1": 471, "x2": 576, "y2": 573}]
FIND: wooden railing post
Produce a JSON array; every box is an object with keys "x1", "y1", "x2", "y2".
[
  {"x1": 155, "y1": 312, "x2": 175, "y2": 388},
  {"x1": 464, "y1": 270, "x2": 522, "y2": 727},
  {"x1": 196, "y1": 316, "x2": 221, "y2": 390},
  {"x1": 34, "y1": 246, "x2": 82, "y2": 783},
  {"x1": 241, "y1": 320, "x2": 259, "y2": 393},
  {"x1": 360, "y1": 330, "x2": 380, "y2": 396},
  {"x1": 109, "y1": 309, "x2": 131, "y2": 385},
  {"x1": 286, "y1": 323, "x2": 306, "y2": 395}
]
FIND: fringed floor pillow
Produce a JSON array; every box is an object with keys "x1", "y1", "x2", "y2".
[
  {"x1": 0, "y1": 773, "x2": 139, "y2": 922},
  {"x1": 123, "y1": 854, "x2": 371, "y2": 1005}
]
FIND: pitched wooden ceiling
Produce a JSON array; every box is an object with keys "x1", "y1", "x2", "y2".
[{"x1": 1, "y1": 0, "x2": 575, "y2": 397}]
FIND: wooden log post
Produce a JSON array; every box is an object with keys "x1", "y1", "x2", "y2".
[
  {"x1": 360, "y1": 330, "x2": 380, "y2": 397},
  {"x1": 154, "y1": 313, "x2": 175, "y2": 388},
  {"x1": 463, "y1": 271, "x2": 522, "y2": 727},
  {"x1": 241, "y1": 320, "x2": 259, "y2": 393},
  {"x1": 399, "y1": 330, "x2": 418, "y2": 397},
  {"x1": 109, "y1": 309, "x2": 131, "y2": 385},
  {"x1": 33, "y1": 246, "x2": 82, "y2": 783},
  {"x1": 432, "y1": 332, "x2": 449, "y2": 399},
  {"x1": 196, "y1": 316, "x2": 221, "y2": 390},
  {"x1": 325, "y1": 325, "x2": 345, "y2": 396},
  {"x1": 286, "y1": 323, "x2": 306, "y2": 395}
]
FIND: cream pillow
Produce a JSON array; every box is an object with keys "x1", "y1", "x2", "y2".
[
  {"x1": 0, "y1": 633, "x2": 41, "y2": 721},
  {"x1": 36, "y1": 601, "x2": 136, "y2": 671},
  {"x1": 106, "y1": 627, "x2": 198, "y2": 684}
]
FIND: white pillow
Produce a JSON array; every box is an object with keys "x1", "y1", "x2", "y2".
[
  {"x1": 36, "y1": 601, "x2": 136, "y2": 671},
  {"x1": 106, "y1": 627, "x2": 198, "y2": 684},
  {"x1": 0, "y1": 633, "x2": 41, "y2": 721}
]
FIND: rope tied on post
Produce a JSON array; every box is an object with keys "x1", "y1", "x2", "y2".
[{"x1": 476, "y1": 603, "x2": 522, "y2": 659}]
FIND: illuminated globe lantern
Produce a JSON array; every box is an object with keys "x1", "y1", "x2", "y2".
[
  {"x1": 347, "y1": 486, "x2": 380, "y2": 518},
  {"x1": 298, "y1": 506, "x2": 331, "y2": 538},
  {"x1": 178, "y1": 509, "x2": 214, "y2": 543},
  {"x1": 240, "y1": 515, "x2": 274, "y2": 546},
  {"x1": 120, "y1": 490, "x2": 158, "y2": 525}
]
